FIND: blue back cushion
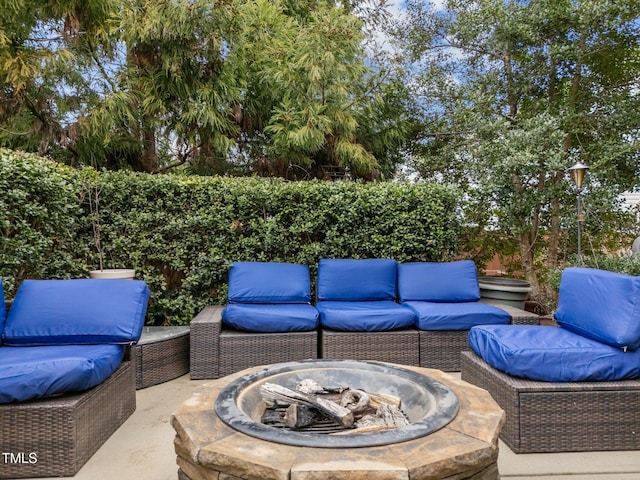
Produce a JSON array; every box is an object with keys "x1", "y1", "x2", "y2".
[
  {"x1": 227, "y1": 262, "x2": 311, "y2": 304},
  {"x1": 0, "y1": 278, "x2": 6, "y2": 340},
  {"x1": 3, "y1": 279, "x2": 150, "y2": 346},
  {"x1": 555, "y1": 267, "x2": 640, "y2": 350},
  {"x1": 398, "y1": 260, "x2": 480, "y2": 302},
  {"x1": 317, "y1": 259, "x2": 397, "y2": 302}
]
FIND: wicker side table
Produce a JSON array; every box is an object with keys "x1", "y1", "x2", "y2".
[{"x1": 133, "y1": 326, "x2": 190, "y2": 389}]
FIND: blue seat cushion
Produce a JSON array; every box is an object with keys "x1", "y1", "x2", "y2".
[
  {"x1": 317, "y1": 259, "x2": 397, "y2": 302},
  {"x1": 555, "y1": 267, "x2": 640, "y2": 351},
  {"x1": 3, "y1": 279, "x2": 150, "y2": 346},
  {"x1": 398, "y1": 260, "x2": 481, "y2": 302},
  {"x1": 405, "y1": 301, "x2": 510, "y2": 330},
  {"x1": 227, "y1": 262, "x2": 312, "y2": 304},
  {"x1": 0, "y1": 344, "x2": 125, "y2": 403},
  {"x1": 316, "y1": 301, "x2": 416, "y2": 332},
  {"x1": 468, "y1": 324, "x2": 640, "y2": 382},
  {"x1": 222, "y1": 304, "x2": 319, "y2": 333}
]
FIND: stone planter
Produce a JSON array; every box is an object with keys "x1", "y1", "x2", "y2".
[
  {"x1": 478, "y1": 276, "x2": 531, "y2": 310},
  {"x1": 89, "y1": 268, "x2": 136, "y2": 280}
]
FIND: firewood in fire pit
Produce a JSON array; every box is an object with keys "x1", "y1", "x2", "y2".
[
  {"x1": 261, "y1": 408, "x2": 285, "y2": 425},
  {"x1": 296, "y1": 379, "x2": 347, "y2": 395},
  {"x1": 260, "y1": 383, "x2": 355, "y2": 428},
  {"x1": 368, "y1": 392, "x2": 402, "y2": 409},
  {"x1": 284, "y1": 404, "x2": 318, "y2": 429},
  {"x1": 334, "y1": 404, "x2": 410, "y2": 435},
  {"x1": 376, "y1": 404, "x2": 409, "y2": 427},
  {"x1": 259, "y1": 380, "x2": 409, "y2": 434},
  {"x1": 296, "y1": 379, "x2": 326, "y2": 395},
  {"x1": 340, "y1": 389, "x2": 372, "y2": 415},
  {"x1": 340, "y1": 389, "x2": 402, "y2": 415}
]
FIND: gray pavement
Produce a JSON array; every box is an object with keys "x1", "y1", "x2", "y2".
[{"x1": 28, "y1": 374, "x2": 640, "y2": 480}]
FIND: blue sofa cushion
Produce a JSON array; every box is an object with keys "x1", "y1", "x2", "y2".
[
  {"x1": 555, "y1": 267, "x2": 640, "y2": 351},
  {"x1": 227, "y1": 262, "x2": 311, "y2": 304},
  {"x1": 222, "y1": 303, "x2": 319, "y2": 333},
  {"x1": 0, "y1": 344, "x2": 125, "y2": 403},
  {"x1": 405, "y1": 301, "x2": 510, "y2": 330},
  {"x1": 398, "y1": 260, "x2": 480, "y2": 302},
  {"x1": 468, "y1": 324, "x2": 640, "y2": 382},
  {"x1": 3, "y1": 279, "x2": 150, "y2": 346},
  {"x1": 316, "y1": 301, "x2": 416, "y2": 332},
  {"x1": 317, "y1": 259, "x2": 397, "y2": 302}
]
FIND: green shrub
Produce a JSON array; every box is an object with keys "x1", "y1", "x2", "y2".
[
  {"x1": 1, "y1": 148, "x2": 463, "y2": 324},
  {"x1": 0, "y1": 150, "x2": 87, "y2": 294}
]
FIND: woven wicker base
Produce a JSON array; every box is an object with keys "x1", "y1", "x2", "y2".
[
  {"x1": 419, "y1": 330, "x2": 468, "y2": 371},
  {"x1": 0, "y1": 361, "x2": 136, "y2": 478},
  {"x1": 320, "y1": 328, "x2": 420, "y2": 366},
  {"x1": 461, "y1": 351, "x2": 640, "y2": 453},
  {"x1": 218, "y1": 329, "x2": 318, "y2": 378},
  {"x1": 133, "y1": 327, "x2": 190, "y2": 389},
  {"x1": 190, "y1": 306, "x2": 318, "y2": 379}
]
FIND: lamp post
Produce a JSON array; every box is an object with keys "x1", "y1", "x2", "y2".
[{"x1": 567, "y1": 161, "x2": 589, "y2": 264}]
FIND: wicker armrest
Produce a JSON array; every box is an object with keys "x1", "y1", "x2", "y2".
[
  {"x1": 189, "y1": 305, "x2": 224, "y2": 380},
  {"x1": 493, "y1": 303, "x2": 539, "y2": 325},
  {"x1": 191, "y1": 305, "x2": 224, "y2": 326}
]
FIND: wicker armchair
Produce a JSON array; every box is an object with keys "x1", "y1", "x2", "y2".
[
  {"x1": 461, "y1": 267, "x2": 640, "y2": 452},
  {"x1": 462, "y1": 350, "x2": 640, "y2": 452},
  {"x1": 0, "y1": 279, "x2": 149, "y2": 478},
  {"x1": 190, "y1": 262, "x2": 319, "y2": 380},
  {"x1": 397, "y1": 261, "x2": 539, "y2": 371},
  {"x1": 1, "y1": 356, "x2": 136, "y2": 478}
]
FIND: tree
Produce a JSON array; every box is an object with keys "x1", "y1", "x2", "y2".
[
  {"x1": 393, "y1": 0, "x2": 640, "y2": 294},
  {"x1": 0, "y1": 0, "x2": 118, "y2": 158},
  {"x1": 213, "y1": 0, "x2": 409, "y2": 179},
  {"x1": 0, "y1": 0, "x2": 409, "y2": 179}
]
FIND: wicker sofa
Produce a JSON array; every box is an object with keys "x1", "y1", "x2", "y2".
[
  {"x1": 0, "y1": 278, "x2": 150, "y2": 478},
  {"x1": 191, "y1": 259, "x2": 538, "y2": 379},
  {"x1": 461, "y1": 267, "x2": 640, "y2": 452},
  {"x1": 190, "y1": 262, "x2": 319, "y2": 379}
]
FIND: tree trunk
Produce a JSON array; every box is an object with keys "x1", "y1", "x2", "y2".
[
  {"x1": 545, "y1": 172, "x2": 565, "y2": 272},
  {"x1": 519, "y1": 230, "x2": 540, "y2": 297},
  {"x1": 138, "y1": 127, "x2": 158, "y2": 173}
]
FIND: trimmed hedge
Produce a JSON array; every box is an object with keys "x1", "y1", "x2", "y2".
[
  {"x1": 1, "y1": 149, "x2": 463, "y2": 325},
  {"x1": 0, "y1": 150, "x2": 87, "y2": 294}
]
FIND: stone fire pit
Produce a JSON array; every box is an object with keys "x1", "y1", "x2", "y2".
[{"x1": 172, "y1": 360, "x2": 505, "y2": 480}]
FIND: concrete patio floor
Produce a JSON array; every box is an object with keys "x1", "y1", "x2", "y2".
[{"x1": 26, "y1": 373, "x2": 640, "y2": 480}]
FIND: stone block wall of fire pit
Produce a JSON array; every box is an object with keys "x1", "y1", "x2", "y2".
[{"x1": 172, "y1": 362, "x2": 505, "y2": 480}]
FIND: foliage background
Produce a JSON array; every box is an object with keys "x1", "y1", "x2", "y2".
[
  {"x1": 1, "y1": 149, "x2": 463, "y2": 325},
  {"x1": 391, "y1": 0, "x2": 640, "y2": 294},
  {"x1": 1, "y1": 0, "x2": 638, "y2": 299}
]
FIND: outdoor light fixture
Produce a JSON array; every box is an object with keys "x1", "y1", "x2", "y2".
[{"x1": 567, "y1": 161, "x2": 589, "y2": 263}]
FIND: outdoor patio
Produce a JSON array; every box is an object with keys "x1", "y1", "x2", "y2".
[{"x1": 23, "y1": 372, "x2": 640, "y2": 480}]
